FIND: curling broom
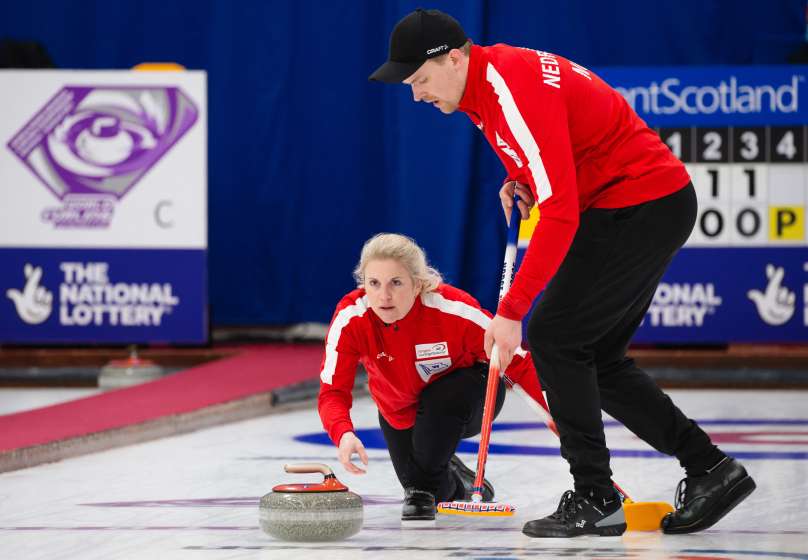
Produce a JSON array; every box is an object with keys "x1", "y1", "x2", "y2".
[{"x1": 436, "y1": 196, "x2": 523, "y2": 518}]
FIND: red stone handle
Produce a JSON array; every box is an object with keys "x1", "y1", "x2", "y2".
[{"x1": 273, "y1": 463, "x2": 349, "y2": 492}]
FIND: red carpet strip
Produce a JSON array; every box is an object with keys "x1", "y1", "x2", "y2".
[{"x1": 0, "y1": 344, "x2": 323, "y2": 452}]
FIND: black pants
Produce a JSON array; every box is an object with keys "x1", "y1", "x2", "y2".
[
  {"x1": 527, "y1": 183, "x2": 721, "y2": 497},
  {"x1": 378, "y1": 363, "x2": 506, "y2": 502}
]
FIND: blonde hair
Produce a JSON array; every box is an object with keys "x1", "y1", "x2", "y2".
[{"x1": 353, "y1": 233, "x2": 443, "y2": 293}]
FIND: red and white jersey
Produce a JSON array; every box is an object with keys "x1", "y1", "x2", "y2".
[
  {"x1": 317, "y1": 284, "x2": 536, "y2": 445},
  {"x1": 458, "y1": 44, "x2": 690, "y2": 320}
]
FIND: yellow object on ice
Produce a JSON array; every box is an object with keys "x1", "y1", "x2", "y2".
[{"x1": 624, "y1": 498, "x2": 674, "y2": 531}]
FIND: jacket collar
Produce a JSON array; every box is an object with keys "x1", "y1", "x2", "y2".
[{"x1": 458, "y1": 44, "x2": 486, "y2": 120}]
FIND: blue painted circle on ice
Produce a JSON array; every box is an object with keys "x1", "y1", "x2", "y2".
[{"x1": 295, "y1": 419, "x2": 808, "y2": 460}]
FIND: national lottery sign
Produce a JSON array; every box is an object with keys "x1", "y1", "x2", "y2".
[
  {"x1": 0, "y1": 71, "x2": 207, "y2": 344},
  {"x1": 517, "y1": 66, "x2": 808, "y2": 343}
]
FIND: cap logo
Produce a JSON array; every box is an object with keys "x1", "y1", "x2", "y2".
[{"x1": 426, "y1": 45, "x2": 449, "y2": 56}]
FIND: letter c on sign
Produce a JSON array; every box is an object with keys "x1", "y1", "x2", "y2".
[{"x1": 155, "y1": 201, "x2": 173, "y2": 228}]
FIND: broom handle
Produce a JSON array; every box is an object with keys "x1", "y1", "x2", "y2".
[
  {"x1": 471, "y1": 346, "x2": 502, "y2": 501},
  {"x1": 471, "y1": 198, "x2": 521, "y2": 502}
]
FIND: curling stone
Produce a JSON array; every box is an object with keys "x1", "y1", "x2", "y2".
[
  {"x1": 98, "y1": 346, "x2": 165, "y2": 389},
  {"x1": 260, "y1": 463, "x2": 363, "y2": 542}
]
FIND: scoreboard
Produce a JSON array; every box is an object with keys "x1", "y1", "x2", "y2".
[
  {"x1": 660, "y1": 125, "x2": 804, "y2": 247},
  {"x1": 518, "y1": 66, "x2": 808, "y2": 343}
]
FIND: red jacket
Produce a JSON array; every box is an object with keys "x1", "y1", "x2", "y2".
[
  {"x1": 318, "y1": 284, "x2": 536, "y2": 445},
  {"x1": 458, "y1": 44, "x2": 690, "y2": 320}
]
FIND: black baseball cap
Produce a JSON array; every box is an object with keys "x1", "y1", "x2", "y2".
[{"x1": 369, "y1": 9, "x2": 467, "y2": 83}]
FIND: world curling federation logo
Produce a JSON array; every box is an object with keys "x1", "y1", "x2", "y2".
[{"x1": 6, "y1": 86, "x2": 198, "y2": 228}]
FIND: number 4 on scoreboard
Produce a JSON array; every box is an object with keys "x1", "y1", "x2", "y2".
[{"x1": 770, "y1": 127, "x2": 805, "y2": 162}]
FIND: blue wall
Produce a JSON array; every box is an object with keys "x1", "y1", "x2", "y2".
[{"x1": 1, "y1": 0, "x2": 803, "y2": 325}]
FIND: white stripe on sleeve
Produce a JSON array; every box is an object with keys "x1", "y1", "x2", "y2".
[
  {"x1": 422, "y1": 292, "x2": 529, "y2": 359},
  {"x1": 422, "y1": 292, "x2": 491, "y2": 330},
  {"x1": 320, "y1": 295, "x2": 369, "y2": 385},
  {"x1": 486, "y1": 63, "x2": 553, "y2": 203}
]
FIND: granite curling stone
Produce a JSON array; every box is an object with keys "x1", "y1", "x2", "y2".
[{"x1": 259, "y1": 463, "x2": 363, "y2": 541}]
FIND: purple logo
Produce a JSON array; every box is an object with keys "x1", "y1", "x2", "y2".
[{"x1": 7, "y1": 86, "x2": 198, "y2": 228}]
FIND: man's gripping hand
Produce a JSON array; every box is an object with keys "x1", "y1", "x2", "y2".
[
  {"x1": 500, "y1": 181, "x2": 535, "y2": 223},
  {"x1": 484, "y1": 314, "x2": 523, "y2": 371}
]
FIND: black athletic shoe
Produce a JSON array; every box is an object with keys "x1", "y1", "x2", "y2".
[
  {"x1": 402, "y1": 488, "x2": 436, "y2": 521},
  {"x1": 522, "y1": 490, "x2": 626, "y2": 538},
  {"x1": 449, "y1": 454, "x2": 495, "y2": 502},
  {"x1": 662, "y1": 457, "x2": 756, "y2": 534}
]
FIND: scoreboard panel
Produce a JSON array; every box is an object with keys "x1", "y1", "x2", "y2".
[
  {"x1": 516, "y1": 66, "x2": 808, "y2": 343},
  {"x1": 659, "y1": 126, "x2": 806, "y2": 247}
]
